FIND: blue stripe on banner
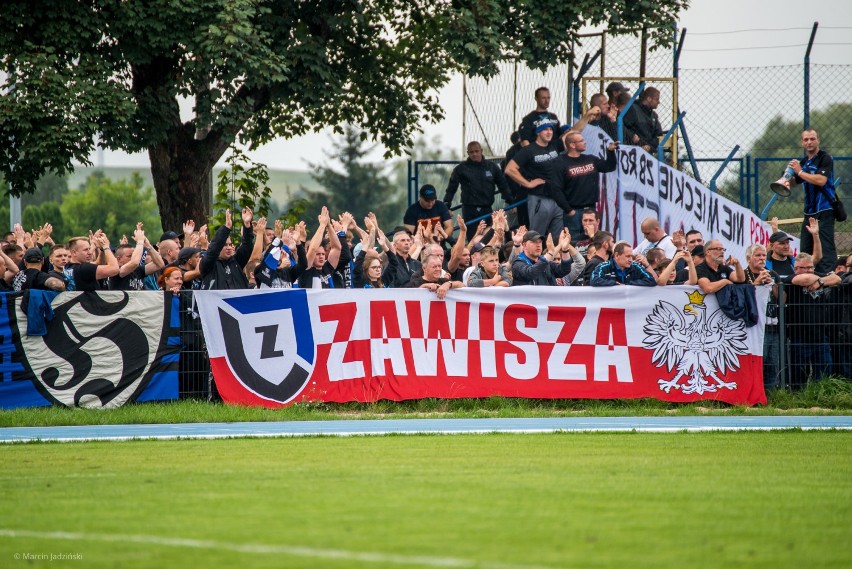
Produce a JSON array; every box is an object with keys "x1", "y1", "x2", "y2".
[
  {"x1": 167, "y1": 336, "x2": 181, "y2": 346},
  {"x1": 161, "y1": 352, "x2": 180, "y2": 363},
  {"x1": 169, "y1": 294, "x2": 180, "y2": 328},
  {"x1": 136, "y1": 371, "x2": 179, "y2": 402},
  {"x1": 0, "y1": 295, "x2": 26, "y2": 383},
  {"x1": 0, "y1": 379, "x2": 51, "y2": 409}
]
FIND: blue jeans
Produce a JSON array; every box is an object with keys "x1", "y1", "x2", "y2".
[
  {"x1": 563, "y1": 208, "x2": 584, "y2": 245},
  {"x1": 763, "y1": 327, "x2": 781, "y2": 390}
]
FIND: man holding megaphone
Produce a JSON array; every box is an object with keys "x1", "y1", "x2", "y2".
[{"x1": 785, "y1": 129, "x2": 839, "y2": 274}]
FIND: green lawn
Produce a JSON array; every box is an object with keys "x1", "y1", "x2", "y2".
[{"x1": 1, "y1": 432, "x2": 849, "y2": 568}]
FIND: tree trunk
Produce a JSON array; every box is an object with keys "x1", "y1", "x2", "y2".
[{"x1": 149, "y1": 125, "x2": 220, "y2": 232}]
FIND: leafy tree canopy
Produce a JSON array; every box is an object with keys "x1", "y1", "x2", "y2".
[{"x1": 0, "y1": 0, "x2": 688, "y2": 229}]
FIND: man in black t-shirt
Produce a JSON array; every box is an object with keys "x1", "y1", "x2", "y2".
[
  {"x1": 403, "y1": 185, "x2": 454, "y2": 236},
  {"x1": 297, "y1": 206, "x2": 349, "y2": 289},
  {"x1": 12, "y1": 248, "x2": 65, "y2": 292},
  {"x1": 64, "y1": 232, "x2": 120, "y2": 291},
  {"x1": 555, "y1": 132, "x2": 618, "y2": 241},
  {"x1": 109, "y1": 225, "x2": 165, "y2": 291},
  {"x1": 504, "y1": 123, "x2": 564, "y2": 242},
  {"x1": 696, "y1": 240, "x2": 745, "y2": 294}
]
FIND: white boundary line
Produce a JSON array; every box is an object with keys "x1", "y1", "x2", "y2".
[
  {"x1": 2, "y1": 425, "x2": 850, "y2": 443},
  {"x1": 0, "y1": 529, "x2": 558, "y2": 569}
]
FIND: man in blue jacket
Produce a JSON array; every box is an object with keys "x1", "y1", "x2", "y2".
[
  {"x1": 511, "y1": 229, "x2": 574, "y2": 286},
  {"x1": 590, "y1": 242, "x2": 656, "y2": 287}
]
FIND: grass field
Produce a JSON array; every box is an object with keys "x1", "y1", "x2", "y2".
[
  {"x1": 1, "y1": 431, "x2": 850, "y2": 568},
  {"x1": 3, "y1": 377, "x2": 852, "y2": 428}
]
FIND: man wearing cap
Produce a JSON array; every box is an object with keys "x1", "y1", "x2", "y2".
[
  {"x1": 158, "y1": 230, "x2": 181, "y2": 248},
  {"x1": 109, "y1": 224, "x2": 165, "y2": 291},
  {"x1": 443, "y1": 141, "x2": 512, "y2": 225},
  {"x1": 11, "y1": 248, "x2": 65, "y2": 292},
  {"x1": 788, "y1": 129, "x2": 838, "y2": 274},
  {"x1": 505, "y1": 122, "x2": 564, "y2": 242},
  {"x1": 766, "y1": 218, "x2": 821, "y2": 284},
  {"x1": 696, "y1": 239, "x2": 745, "y2": 294},
  {"x1": 403, "y1": 184, "x2": 454, "y2": 237},
  {"x1": 554, "y1": 131, "x2": 618, "y2": 242},
  {"x1": 517, "y1": 87, "x2": 561, "y2": 147},
  {"x1": 670, "y1": 244, "x2": 705, "y2": 283},
  {"x1": 176, "y1": 246, "x2": 204, "y2": 289},
  {"x1": 511, "y1": 229, "x2": 575, "y2": 286}
]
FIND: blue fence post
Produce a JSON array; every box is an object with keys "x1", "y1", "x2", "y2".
[
  {"x1": 678, "y1": 117, "x2": 702, "y2": 184},
  {"x1": 744, "y1": 153, "x2": 751, "y2": 211},
  {"x1": 709, "y1": 145, "x2": 740, "y2": 194},
  {"x1": 658, "y1": 112, "x2": 685, "y2": 164}
]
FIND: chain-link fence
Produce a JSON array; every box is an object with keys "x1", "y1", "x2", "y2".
[{"x1": 458, "y1": 26, "x2": 852, "y2": 257}]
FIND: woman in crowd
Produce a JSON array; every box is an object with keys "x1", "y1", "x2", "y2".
[
  {"x1": 158, "y1": 265, "x2": 184, "y2": 295},
  {"x1": 360, "y1": 250, "x2": 388, "y2": 289}
]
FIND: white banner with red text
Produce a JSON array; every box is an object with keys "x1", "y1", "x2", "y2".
[{"x1": 195, "y1": 286, "x2": 771, "y2": 408}]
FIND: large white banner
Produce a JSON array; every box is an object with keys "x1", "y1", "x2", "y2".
[
  {"x1": 195, "y1": 286, "x2": 770, "y2": 408},
  {"x1": 579, "y1": 125, "x2": 801, "y2": 261}
]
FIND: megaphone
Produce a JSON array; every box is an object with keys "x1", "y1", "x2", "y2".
[{"x1": 770, "y1": 166, "x2": 795, "y2": 197}]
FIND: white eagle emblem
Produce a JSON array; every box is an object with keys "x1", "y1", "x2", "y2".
[{"x1": 643, "y1": 290, "x2": 749, "y2": 394}]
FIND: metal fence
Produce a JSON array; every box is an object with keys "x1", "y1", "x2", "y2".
[{"x1": 454, "y1": 25, "x2": 852, "y2": 256}]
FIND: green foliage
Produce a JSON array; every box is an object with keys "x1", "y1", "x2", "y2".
[
  {"x1": 0, "y1": 1, "x2": 688, "y2": 229},
  {"x1": 211, "y1": 147, "x2": 272, "y2": 239},
  {"x1": 60, "y1": 171, "x2": 162, "y2": 241},
  {"x1": 22, "y1": 201, "x2": 69, "y2": 243},
  {"x1": 305, "y1": 124, "x2": 405, "y2": 226}
]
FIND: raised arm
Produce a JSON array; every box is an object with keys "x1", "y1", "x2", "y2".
[
  {"x1": 93, "y1": 231, "x2": 120, "y2": 280},
  {"x1": 118, "y1": 224, "x2": 146, "y2": 277}
]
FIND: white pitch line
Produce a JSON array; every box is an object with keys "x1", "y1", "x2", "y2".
[
  {"x1": 0, "y1": 529, "x2": 559, "y2": 569},
  {"x1": 1, "y1": 425, "x2": 850, "y2": 443}
]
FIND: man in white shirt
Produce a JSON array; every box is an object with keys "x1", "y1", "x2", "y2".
[{"x1": 635, "y1": 216, "x2": 677, "y2": 258}]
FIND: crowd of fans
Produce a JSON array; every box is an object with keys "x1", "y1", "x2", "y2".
[{"x1": 0, "y1": 83, "x2": 847, "y2": 388}]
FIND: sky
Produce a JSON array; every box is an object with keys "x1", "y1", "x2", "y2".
[{"x1": 95, "y1": 0, "x2": 852, "y2": 171}]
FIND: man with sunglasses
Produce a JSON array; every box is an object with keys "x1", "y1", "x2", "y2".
[{"x1": 696, "y1": 240, "x2": 745, "y2": 294}]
